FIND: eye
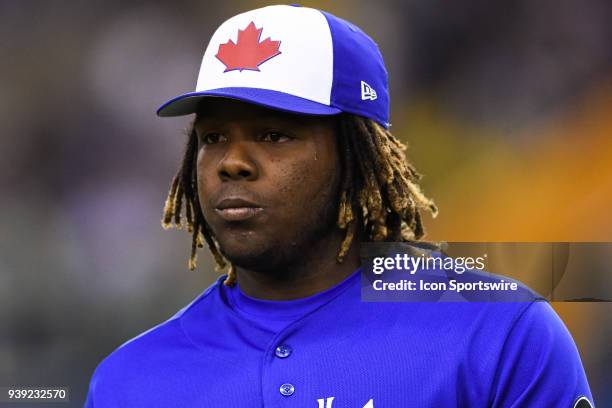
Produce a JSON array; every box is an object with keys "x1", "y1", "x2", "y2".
[
  {"x1": 200, "y1": 132, "x2": 226, "y2": 145},
  {"x1": 261, "y1": 131, "x2": 291, "y2": 143}
]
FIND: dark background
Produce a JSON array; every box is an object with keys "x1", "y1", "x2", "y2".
[{"x1": 1, "y1": 0, "x2": 611, "y2": 406}]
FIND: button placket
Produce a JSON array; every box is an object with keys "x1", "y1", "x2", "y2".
[{"x1": 275, "y1": 343, "x2": 295, "y2": 396}]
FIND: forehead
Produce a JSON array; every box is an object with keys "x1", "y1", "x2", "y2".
[{"x1": 194, "y1": 98, "x2": 337, "y2": 129}]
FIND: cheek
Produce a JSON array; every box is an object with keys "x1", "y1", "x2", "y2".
[
  {"x1": 276, "y1": 162, "x2": 308, "y2": 195},
  {"x1": 196, "y1": 152, "x2": 216, "y2": 213},
  {"x1": 273, "y1": 154, "x2": 339, "y2": 215}
]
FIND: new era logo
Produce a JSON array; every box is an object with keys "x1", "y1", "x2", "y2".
[{"x1": 361, "y1": 80, "x2": 377, "y2": 101}]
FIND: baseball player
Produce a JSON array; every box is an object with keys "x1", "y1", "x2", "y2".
[{"x1": 85, "y1": 5, "x2": 594, "y2": 407}]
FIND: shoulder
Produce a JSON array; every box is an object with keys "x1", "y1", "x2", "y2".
[
  {"x1": 373, "y1": 297, "x2": 592, "y2": 406},
  {"x1": 86, "y1": 276, "x2": 225, "y2": 393},
  {"x1": 361, "y1": 263, "x2": 592, "y2": 405},
  {"x1": 489, "y1": 299, "x2": 594, "y2": 407}
]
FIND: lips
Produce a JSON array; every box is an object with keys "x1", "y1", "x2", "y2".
[{"x1": 215, "y1": 197, "x2": 264, "y2": 221}]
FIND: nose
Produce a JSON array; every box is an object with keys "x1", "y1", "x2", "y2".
[{"x1": 217, "y1": 141, "x2": 258, "y2": 181}]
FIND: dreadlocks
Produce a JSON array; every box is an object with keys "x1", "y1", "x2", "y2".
[{"x1": 161, "y1": 113, "x2": 438, "y2": 287}]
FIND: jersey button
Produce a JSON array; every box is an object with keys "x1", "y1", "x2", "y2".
[
  {"x1": 279, "y1": 383, "x2": 295, "y2": 396},
  {"x1": 275, "y1": 344, "x2": 292, "y2": 358}
]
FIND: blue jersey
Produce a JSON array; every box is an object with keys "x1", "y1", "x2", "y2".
[{"x1": 85, "y1": 267, "x2": 593, "y2": 407}]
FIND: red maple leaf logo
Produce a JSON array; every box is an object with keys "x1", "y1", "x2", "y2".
[{"x1": 215, "y1": 22, "x2": 282, "y2": 72}]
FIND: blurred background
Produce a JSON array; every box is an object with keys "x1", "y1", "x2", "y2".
[{"x1": 1, "y1": 0, "x2": 610, "y2": 406}]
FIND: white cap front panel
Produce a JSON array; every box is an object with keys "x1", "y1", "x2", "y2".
[{"x1": 195, "y1": 5, "x2": 334, "y2": 105}]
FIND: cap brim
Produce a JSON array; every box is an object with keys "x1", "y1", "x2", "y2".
[{"x1": 156, "y1": 87, "x2": 342, "y2": 117}]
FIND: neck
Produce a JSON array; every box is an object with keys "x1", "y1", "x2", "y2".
[{"x1": 234, "y1": 230, "x2": 361, "y2": 300}]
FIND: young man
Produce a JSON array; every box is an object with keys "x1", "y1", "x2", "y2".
[{"x1": 85, "y1": 5, "x2": 594, "y2": 407}]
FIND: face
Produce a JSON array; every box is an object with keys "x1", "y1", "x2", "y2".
[{"x1": 194, "y1": 98, "x2": 340, "y2": 272}]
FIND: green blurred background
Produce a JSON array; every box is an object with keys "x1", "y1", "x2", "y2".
[{"x1": 1, "y1": 0, "x2": 610, "y2": 406}]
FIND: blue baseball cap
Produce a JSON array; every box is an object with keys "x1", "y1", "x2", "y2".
[{"x1": 157, "y1": 4, "x2": 390, "y2": 128}]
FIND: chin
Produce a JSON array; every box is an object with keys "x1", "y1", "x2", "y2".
[
  {"x1": 217, "y1": 234, "x2": 276, "y2": 268},
  {"x1": 223, "y1": 249, "x2": 279, "y2": 272}
]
